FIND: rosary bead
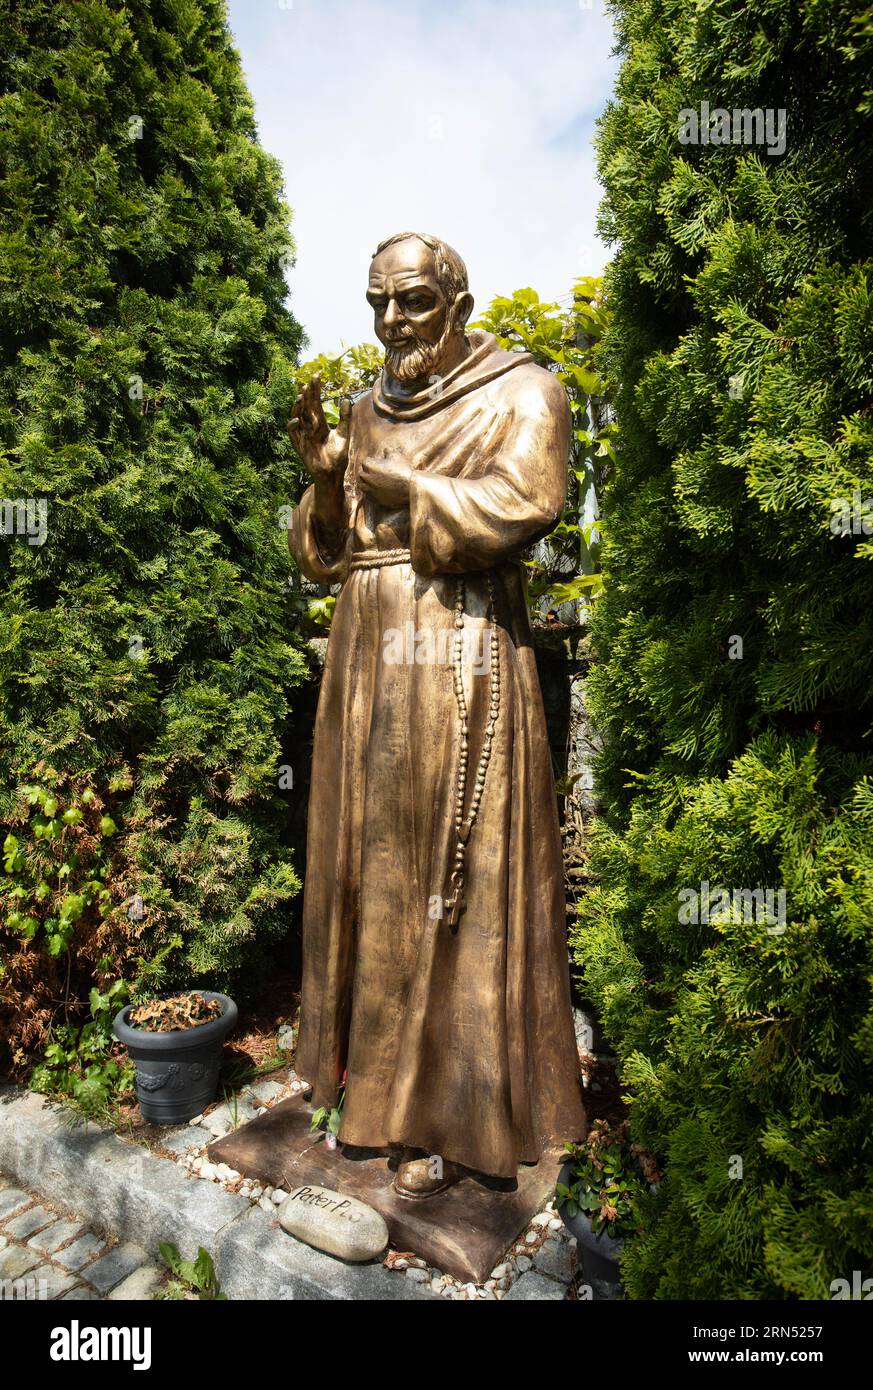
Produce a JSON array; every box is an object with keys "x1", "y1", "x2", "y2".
[{"x1": 447, "y1": 575, "x2": 501, "y2": 930}]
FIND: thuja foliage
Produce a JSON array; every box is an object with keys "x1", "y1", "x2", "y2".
[
  {"x1": 0, "y1": 0, "x2": 309, "y2": 1068},
  {"x1": 573, "y1": 0, "x2": 873, "y2": 1298}
]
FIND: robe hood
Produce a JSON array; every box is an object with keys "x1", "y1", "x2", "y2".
[{"x1": 372, "y1": 329, "x2": 532, "y2": 422}]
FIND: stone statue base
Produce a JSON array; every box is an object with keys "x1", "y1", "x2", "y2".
[{"x1": 208, "y1": 1095, "x2": 560, "y2": 1284}]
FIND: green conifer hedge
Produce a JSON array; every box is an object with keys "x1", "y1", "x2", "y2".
[
  {"x1": 0, "y1": 0, "x2": 308, "y2": 1059},
  {"x1": 574, "y1": 0, "x2": 873, "y2": 1297}
]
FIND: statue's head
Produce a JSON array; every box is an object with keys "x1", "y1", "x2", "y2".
[{"x1": 367, "y1": 232, "x2": 474, "y2": 384}]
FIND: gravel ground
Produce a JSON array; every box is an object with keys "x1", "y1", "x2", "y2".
[{"x1": 0, "y1": 1056, "x2": 583, "y2": 1301}]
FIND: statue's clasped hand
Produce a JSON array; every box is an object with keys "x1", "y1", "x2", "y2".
[{"x1": 357, "y1": 451, "x2": 413, "y2": 509}]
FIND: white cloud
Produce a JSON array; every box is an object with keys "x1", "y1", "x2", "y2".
[{"x1": 227, "y1": 0, "x2": 617, "y2": 355}]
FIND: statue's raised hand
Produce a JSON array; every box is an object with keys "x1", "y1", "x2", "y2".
[{"x1": 289, "y1": 375, "x2": 351, "y2": 481}]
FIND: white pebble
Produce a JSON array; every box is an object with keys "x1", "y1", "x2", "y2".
[
  {"x1": 271, "y1": 1189, "x2": 288, "y2": 1205},
  {"x1": 525, "y1": 1230, "x2": 538, "y2": 1244}
]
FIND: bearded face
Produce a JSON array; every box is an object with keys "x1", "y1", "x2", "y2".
[
  {"x1": 367, "y1": 237, "x2": 472, "y2": 388},
  {"x1": 383, "y1": 310, "x2": 459, "y2": 382}
]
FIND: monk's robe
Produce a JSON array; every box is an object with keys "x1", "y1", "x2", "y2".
[{"x1": 289, "y1": 329, "x2": 586, "y2": 1179}]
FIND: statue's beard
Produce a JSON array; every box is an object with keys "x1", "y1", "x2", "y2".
[{"x1": 384, "y1": 318, "x2": 458, "y2": 384}]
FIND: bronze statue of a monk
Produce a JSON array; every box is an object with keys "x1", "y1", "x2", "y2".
[{"x1": 288, "y1": 231, "x2": 585, "y2": 1197}]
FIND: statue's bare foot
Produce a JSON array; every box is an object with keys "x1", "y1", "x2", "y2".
[{"x1": 393, "y1": 1148, "x2": 459, "y2": 1200}]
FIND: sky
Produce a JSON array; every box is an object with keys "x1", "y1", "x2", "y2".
[{"x1": 226, "y1": 0, "x2": 618, "y2": 357}]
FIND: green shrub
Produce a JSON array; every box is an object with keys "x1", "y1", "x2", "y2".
[
  {"x1": 30, "y1": 979, "x2": 134, "y2": 1121},
  {"x1": 0, "y1": 0, "x2": 309, "y2": 1070},
  {"x1": 574, "y1": 0, "x2": 873, "y2": 1298}
]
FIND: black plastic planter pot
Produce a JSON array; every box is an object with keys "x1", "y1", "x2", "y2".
[
  {"x1": 113, "y1": 991, "x2": 237, "y2": 1125},
  {"x1": 557, "y1": 1161, "x2": 625, "y2": 1296}
]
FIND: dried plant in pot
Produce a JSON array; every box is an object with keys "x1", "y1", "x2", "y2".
[{"x1": 113, "y1": 991, "x2": 237, "y2": 1125}]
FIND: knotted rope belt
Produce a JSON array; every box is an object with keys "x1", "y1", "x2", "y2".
[
  {"x1": 346, "y1": 548, "x2": 500, "y2": 930},
  {"x1": 348, "y1": 547, "x2": 411, "y2": 570}
]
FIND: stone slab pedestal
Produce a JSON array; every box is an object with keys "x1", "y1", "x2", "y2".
[{"x1": 208, "y1": 1095, "x2": 559, "y2": 1284}]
